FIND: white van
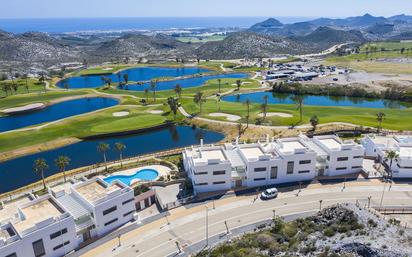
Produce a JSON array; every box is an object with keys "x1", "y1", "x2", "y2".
[{"x1": 260, "y1": 187, "x2": 278, "y2": 200}]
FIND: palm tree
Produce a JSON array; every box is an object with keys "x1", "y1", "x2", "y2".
[
  {"x1": 244, "y1": 99, "x2": 251, "y2": 128},
  {"x1": 217, "y1": 78, "x2": 222, "y2": 93},
  {"x1": 236, "y1": 80, "x2": 242, "y2": 91},
  {"x1": 292, "y1": 95, "x2": 304, "y2": 122},
  {"x1": 193, "y1": 91, "x2": 206, "y2": 113},
  {"x1": 167, "y1": 97, "x2": 179, "y2": 120},
  {"x1": 114, "y1": 142, "x2": 126, "y2": 168},
  {"x1": 33, "y1": 158, "x2": 49, "y2": 190},
  {"x1": 261, "y1": 95, "x2": 269, "y2": 121},
  {"x1": 310, "y1": 116, "x2": 319, "y2": 131},
  {"x1": 150, "y1": 80, "x2": 157, "y2": 102},
  {"x1": 55, "y1": 156, "x2": 70, "y2": 183},
  {"x1": 385, "y1": 150, "x2": 399, "y2": 179},
  {"x1": 97, "y1": 142, "x2": 110, "y2": 171},
  {"x1": 123, "y1": 74, "x2": 129, "y2": 84},
  {"x1": 144, "y1": 88, "x2": 149, "y2": 103},
  {"x1": 376, "y1": 112, "x2": 386, "y2": 133},
  {"x1": 22, "y1": 73, "x2": 29, "y2": 93},
  {"x1": 174, "y1": 84, "x2": 182, "y2": 98}
]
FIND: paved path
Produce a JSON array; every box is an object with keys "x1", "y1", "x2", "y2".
[{"x1": 78, "y1": 181, "x2": 412, "y2": 257}]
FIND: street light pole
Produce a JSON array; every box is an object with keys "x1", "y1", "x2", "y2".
[
  {"x1": 205, "y1": 206, "x2": 209, "y2": 247},
  {"x1": 224, "y1": 220, "x2": 230, "y2": 234},
  {"x1": 319, "y1": 200, "x2": 323, "y2": 211}
]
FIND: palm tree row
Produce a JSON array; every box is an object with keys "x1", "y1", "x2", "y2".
[{"x1": 32, "y1": 142, "x2": 126, "y2": 190}]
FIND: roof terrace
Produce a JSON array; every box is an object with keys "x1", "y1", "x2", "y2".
[{"x1": 73, "y1": 178, "x2": 126, "y2": 205}]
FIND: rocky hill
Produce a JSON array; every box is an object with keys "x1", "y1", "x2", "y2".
[
  {"x1": 195, "y1": 31, "x2": 303, "y2": 59},
  {"x1": 89, "y1": 33, "x2": 194, "y2": 59},
  {"x1": 0, "y1": 32, "x2": 78, "y2": 64}
]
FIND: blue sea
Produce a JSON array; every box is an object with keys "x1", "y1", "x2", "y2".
[{"x1": 0, "y1": 17, "x2": 313, "y2": 33}]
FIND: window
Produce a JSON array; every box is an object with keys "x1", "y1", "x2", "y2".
[
  {"x1": 50, "y1": 228, "x2": 68, "y2": 239},
  {"x1": 254, "y1": 167, "x2": 267, "y2": 172},
  {"x1": 103, "y1": 206, "x2": 117, "y2": 216},
  {"x1": 195, "y1": 182, "x2": 208, "y2": 186},
  {"x1": 32, "y1": 239, "x2": 46, "y2": 257},
  {"x1": 5, "y1": 253, "x2": 17, "y2": 257},
  {"x1": 299, "y1": 160, "x2": 311, "y2": 164},
  {"x1": 254, "y1": 178, "x2": 265, "y2": 181},
  {"x1": 122, "y1": 198, "x2": 134, "y2": 205},
  {"x1": 194, "y1": 171, "x2": 208, "y2": 175},
  {"x1": 336, "y1": 167, "x2": 347, "y2": 170},
  {"x1": 53, "y1": 241, "x2": 70, "y2": 251},
  {"x1": 213, "y1": 181, "x2": 226, "y2": 185},
  {"x1": 298, "y1": 170, "x2": 310, "y2": 174},
  {"x1": 287, "y1": 161, "x2": 294, "y2": 174},
  {"x1": 104, "y1": 218, "x2": 118, "y2": 226},
  {"x1": 352, "y1": 166, "x2": 362, "y2": 169},
  {"x1": 123, "y1": 210, "x2": 135, "y2": 217},
  {"x1": 353, "y1": 156, "x2": 363, "y2": 159},
  {"x1": 337, "y1": 157, "x2": 349, "y2": 161},
  {"x1": 270, "y1": 166, "x2": 278, "y2": 179},
  {"x1": 213, "y1": 170, "x2": 226, "y2": 175}
]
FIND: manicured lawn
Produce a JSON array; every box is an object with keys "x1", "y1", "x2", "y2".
[
  {"x1": 182, "y1": 98, "x2": 412, "y2": 130},
  {"x1": 0, "y1": 79, "x2": 48, "y2": 97},
  {"x1": 0, "y1": 105, "x2": 178, "y2": 153},
  {"x1": 98, "y1": 78, "x2": 260, "y2": 101}
]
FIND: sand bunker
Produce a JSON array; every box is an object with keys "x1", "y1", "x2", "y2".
[
  {"x1": 147, "y1": 110, "x2": 164, "y2": 114},
  {"x1": 258, "y1": 112, "x2": 293, "y2": 118},
  {"x1": 2, "y1": 103, "x2": 45, "y2": 114},
  {"x1": 112, "y1": 111, "x2": 130, "y2": 117},
  {"x1": 209, "y1": 112, "x2": 241, "y2": 121}
]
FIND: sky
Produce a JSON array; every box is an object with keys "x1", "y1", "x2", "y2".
[{"x1": 0, "y1": 0, "x2": 411, "y2": 19}]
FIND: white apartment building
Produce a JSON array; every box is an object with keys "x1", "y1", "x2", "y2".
[
  {"x1": 309, "y1": 135, "x2": 365, "y2": 176},
  {"x1": 184, "y1": 135, "x2": 364, "y2": 194},
  {"x1": 0, "y1": 177, "x2": 136, "y2": 257},
  {"x1": 362, "y1": 134, "x2": 412, "y2": 178},
  {"x1": 0, "y1": 195, "x2": 78, "y2": 257}
]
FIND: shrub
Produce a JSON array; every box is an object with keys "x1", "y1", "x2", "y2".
[{"x1": 323, "y1": 227, "x2": 336, "y2": 237}]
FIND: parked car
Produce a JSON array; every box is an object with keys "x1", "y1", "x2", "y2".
[{"x1": 260, "y1": 188, "x2": 278, "y2": 200}]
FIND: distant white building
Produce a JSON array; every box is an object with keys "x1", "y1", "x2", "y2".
[
  {"x1": 183, "y1": 135, "x2": 365, "y2": 194},
  {"x1": 0, "y1": 178, "x2": 136, "y2": 257},
  {"x1": 362, "y1": 135, "x2": 412, "y2": 178}
]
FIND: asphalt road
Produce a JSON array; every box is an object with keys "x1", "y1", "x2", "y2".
[{"x1": 79, "y1": 182, "x2": 412, "y2": 257}]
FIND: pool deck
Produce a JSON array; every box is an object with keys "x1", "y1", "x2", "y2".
[{"x1": 106, "y1": 165, "x2": 171, "y2": 182}]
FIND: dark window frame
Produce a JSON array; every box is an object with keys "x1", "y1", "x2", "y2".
[
  {"x1": 50, "y1": 228, "x2": 68, "y2": 240},
  {"x1": 122, "y1": 198, "x2": 134, "y2": 205},
  {"x1": 299, "y1": 160, "x2": 311, "y2": 164},
  {"x1": 213, "y1": 170, "x2": 226, "y2": 175},
  {"x1": 213, "y1": 181, "x2": 226, "y2": 185},
  {"x1": 102, "y1": 206, "x2": 117, "y2": 216},
  {"x1": 104, "y1": 218, "x2": 118, "y2": 226},
  {"x1": 254, "y1": 167, "x2": 267, "y2": 172},
  {"x1": 32, "y1": 239, "x2": 46, "y2": 257}
]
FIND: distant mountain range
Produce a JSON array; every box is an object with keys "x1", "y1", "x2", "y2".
[{"x1": 1, "y1": 13, "x2": 412, "y2": 67}]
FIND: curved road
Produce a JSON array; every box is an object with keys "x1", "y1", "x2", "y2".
[{"x1": 78, "y1": 181, "x2": 412, "y2": 257}]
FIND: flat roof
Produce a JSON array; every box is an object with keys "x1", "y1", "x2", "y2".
[
  {"x1": 399, "y1": 147, "x2": 412, "y2": 158},
  {"x1": 13, "y1": 198, "x2": 64, "y2": 234},
  {"x1": 370, "y1": 136, "x2": 398, "y2": 148},
  {"x1": 240, "y1": 147, "x2": 264, "y2": 160},
  {"x1": 75, "y1": 180, "x2": 123, "y2": 203},
  {"x1": 201, "y1": 149, "x2": 226, "y2": 161},
  {"x1": 318, "y1": 138, "x2": 342, "y2": 150},
  {"x1": 0, "y1": 225, "x2": 16, "y2": 242},
  {"x1": 278, "y1": 140, "x2": 306, "y2": 153}
]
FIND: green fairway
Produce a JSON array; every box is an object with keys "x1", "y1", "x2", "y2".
[
  {"x1": 325, "y1": 41, "x2": 412, "y2": 74},
  {"x1": 0, "y1": 79, "x2": 49, "y2": 97},
  {"x1": 0, "y1": 90, "x2": 90, "y2": 111},
  {"x1": 182, "y1": 98, "x2": 412, "y2": 131},
  {"x1": 0, "y1": 105, "x2": 176, "y2": 153}
]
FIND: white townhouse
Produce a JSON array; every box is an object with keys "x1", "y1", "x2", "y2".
[
  {"x1": 362, "y1": 134, "x2": 412, "y2": 178},
  {"x1": 183, "y1": 135, "x2": 365, "y2": 194},
  {"x1": 0, "y1": 195, "x2": 78, "y2": 257},
  {"x1": 309, "y1": 135, "x2": 365, "y2": 176},
  {"x1": 0, "y1": 178, "x2": 136, "y2": 257}
]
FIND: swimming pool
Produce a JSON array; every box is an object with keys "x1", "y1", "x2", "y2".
[{"x1": 103, "y1": 168, "x2": 159, "y2": 186}]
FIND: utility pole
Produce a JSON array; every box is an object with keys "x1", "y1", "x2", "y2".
[
  {"x1": 319, "y1": 200, "x2": 323, "y2": 211},
  {"x1": 175, "y1": 241, "x2": 181, "y2": 253},
  {"x1": 205, "y1": 206, "x2": 209, "y2": 247},
  {"x1": 224, "y1": 220, "x2": 230, "y2": 234},
  {"x1": 117, "y1": 234, "x2": 121, "y2": 247},
  {"x1": 380, "y1": 181, "x2": 387, "y2": 208},
  {"x1": 368, "y1": 196, "x2": 372, "y2": 208}
]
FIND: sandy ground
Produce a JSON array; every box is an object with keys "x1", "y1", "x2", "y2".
[
  {"x1": 209, "y1": 112, "x2": 241, "y2": 121},
  {"x1": 147, "y1": 110, "x2": 164, "y2": 114},
  {"x1": 258, "y1": 112, "x2": 293, "y2": 118},
  {"x1": 112, "y1": 111, "x2": 130, "y2": 117}
]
